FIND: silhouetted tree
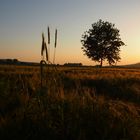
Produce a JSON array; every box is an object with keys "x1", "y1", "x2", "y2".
[{"x1": 81, "y1": 19, "x2": 125, "y2": 67}]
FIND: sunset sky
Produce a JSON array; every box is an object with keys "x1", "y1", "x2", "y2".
[{"x1": 0, "y1": 0, "x2": 140, "y2": 65}]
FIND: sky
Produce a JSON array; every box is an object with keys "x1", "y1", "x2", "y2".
[{"x1": 0, "y1": 0, "x2": 140, "y2": 65}]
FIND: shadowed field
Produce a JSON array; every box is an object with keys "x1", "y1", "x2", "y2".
[{"x1": 0, "y1": 65, "x2": 140, "y2": 140}]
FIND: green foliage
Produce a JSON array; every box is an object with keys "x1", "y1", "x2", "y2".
[{"x1": 81, "y1": 19, "x2": 125, "y2": 66}]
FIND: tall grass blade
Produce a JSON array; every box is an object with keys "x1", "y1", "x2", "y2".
[
  {"x1": 53, "y1": 47, "x2": 56, "y2": 64},
  {"x1": 41, "y1": 33, "x2": 45, "y2": 57},
  {"x1": 54, "y1": 29, "x2": 57, "y2": 48},
  {"x1": 53, "y1": 29, "x2": 57, "y2": 64},
  {"x1": 40, "y1": 60, "x2": 47, "y2": 88},
  {"x1": 48, "y1": 27, "x2": 50, "y2": 62},
  {"x1": 48, "y1": 26, "x2": 50, "y2": 44},
  {"x1": 44, "y1": 42, "x2": 48, "y2": 61}
]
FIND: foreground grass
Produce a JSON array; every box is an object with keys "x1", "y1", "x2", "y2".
[{"x1": 0, "y1": 65, "x2": 140, "y2": 140}]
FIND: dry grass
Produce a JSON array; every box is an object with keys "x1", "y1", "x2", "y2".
[{"x1": 0, "y1": 65, "x2": 140, "y2": 139}]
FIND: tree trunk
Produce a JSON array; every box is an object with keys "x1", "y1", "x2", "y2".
[{"x1": 100, "y1": 58, "x2": 103, "y2": 67}]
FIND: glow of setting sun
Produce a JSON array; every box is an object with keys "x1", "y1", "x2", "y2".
[{"x1": 0, "y1": 0, "x2": 140, "y2": 66}]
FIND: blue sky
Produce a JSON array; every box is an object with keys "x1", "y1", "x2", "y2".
[{"x1": 0, "y1": 0, "x2": 140, "y2": 65}]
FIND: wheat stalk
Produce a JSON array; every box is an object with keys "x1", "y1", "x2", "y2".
[
  {"x1": 54, "y1": 29, "x2": 57, "y2": 48},
  {"x1": 53, "y1": 29, "x2": 57, "y2": 64},
  {"x1": 48, "y1": 26, "x2": 50, "y2": 44},
  {"x1": 40, "y1": 60, "x2": 47, "y2": 88},
  {"x1": 44, "y1": 42, "x2": 48, "y2": 62},
  {"x1": 48, "y1": 26, "x2": 50, "y2": 62},
  {"x1": 41, "y1": 33, "x2": 45, "y2": 60},
  {"x1": 41, "y1": 32, "x2": 49, "y2": 62}
]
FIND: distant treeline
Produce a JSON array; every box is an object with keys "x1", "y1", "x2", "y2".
[
  {"x1": 64, "y1": 63, "x2": 82, "y2": 67},
  {"x1": 0, "y1": 59, "x2": 39, "y2": 66},
  {"x1": 0, "y1": 59, "x2": 83, "y2": 67}
]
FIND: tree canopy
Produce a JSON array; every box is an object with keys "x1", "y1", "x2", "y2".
[{"x1": 81, "y1": 19, "x2": 125, "y2": 66}]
